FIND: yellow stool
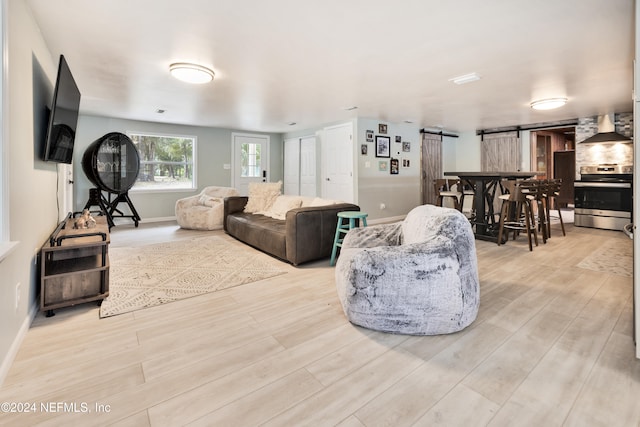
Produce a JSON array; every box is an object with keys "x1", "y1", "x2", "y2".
[{"x1": 330, "y1": 211, "x2": 368, "y2": 266}]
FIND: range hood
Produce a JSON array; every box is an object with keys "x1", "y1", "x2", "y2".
[{"x1": 580, "y1": 114, "x2": 632, "y2": 144}]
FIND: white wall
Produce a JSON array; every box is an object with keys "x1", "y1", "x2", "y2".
[
  {"x1": 285, "y1": 118, "x2": 421, "y2": 221},
  {"x1": 443, "y1": 130, "x2": 532, "y2": 172},
  {"x1": 449, "y1": 131, "x2": 482, "y2": 171},
  {"x1": 355, "y1": 118, "x2": 421, "y2": 220},
  {"x1": 74, "y1": 115, "x2": 284, "y2": 221},
  {"x1": 0, "y1": 0, "x2": 60, "y2": 384}
]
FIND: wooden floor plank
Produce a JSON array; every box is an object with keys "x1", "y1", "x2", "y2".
[
  {"x1": 185, "y1": 368, "x2": 324, "y2": 426},
  {"x1": 0, "y1": 221, "x2": 636, "y2": 426},
  {"x1": 413, "y1": 384, "x2": 501, "y2": 426},
  {"x1": 487, "y1": 274, "x2": 631, "y2": 426},
  {"x1": 262, "y1": 348, "x2": 424, "y2": 427},
  {"x1": 355, "y1": 322, "x2": 512, "y2": 427}
]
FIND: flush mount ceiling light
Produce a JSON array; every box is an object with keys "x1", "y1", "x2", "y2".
[
  {"x1": 530, "y1": 97, "x2": 567, "y2": 110},
  {"x1": 449, "y1": 72, "x2": 481, "y2": 85},
  {"x1": 169, "y1": 63, "x2": 215, "y2": 84}
]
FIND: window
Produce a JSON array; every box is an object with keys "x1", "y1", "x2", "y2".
[
  {"x1": 241, "y1": 142, "x2": 262, "y2": 178},
  {"x1": 129, "y1": 132, "x2": 196, "y2": 191}
]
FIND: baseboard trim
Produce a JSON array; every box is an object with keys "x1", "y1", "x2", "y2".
[
  {"x1": 140, "y1": 216, "x2": 176, "y2": 223},
  {"x1": 0, "y1": 299, "x2": 39, "y2": 387},
  {"x1": 112, "y1": 216, "x2": 177, "y2": 225}
]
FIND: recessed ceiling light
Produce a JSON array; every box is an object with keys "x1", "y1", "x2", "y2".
[
  {"x1": 530, "y1": 97, "x2": 567, "y2": 110},
  {"x1": 449, "y1": 72, "x2": 481, "y2": 85},
  {"x1": 156, "y1": 109, "x2": 166, "y2": 114},
  {"x1": 288, "y1": 122, "x2": 297, "y2": 126},
  {"x1": 404, "y1": 120, "x2": 414, "y2": 124},
  {"x1": 169, "y1": 63, "x2": 215, "y2": 84},
  {"x1": 344, "y1": 106, "x2": 358, "y2": 111}
]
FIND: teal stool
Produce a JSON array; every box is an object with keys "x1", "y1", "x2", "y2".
[{"x1": 330, "y1": 211, "x2": 368, "y2": 266}]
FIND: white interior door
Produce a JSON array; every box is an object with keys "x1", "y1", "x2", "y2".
[
  {"x1": 322, "y1": 123, "x2": 354, "y2": 202},
  {"x1": 300, "y1": 135, "x2": 317, "y2": 197},
  {"x1": 232, "y1": 133, "x2": 270, "y2": 196},
  {"x1": 284, "y1": 137, "x2": 300, "y2": 195}
]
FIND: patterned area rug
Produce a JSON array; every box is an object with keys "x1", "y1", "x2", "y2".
[
  {"x1": 577, "y1": 238, "x2": 632, "y2": 278},
  {"x1": 100, "y1": 235, "x2": 287, "y2": 317}
]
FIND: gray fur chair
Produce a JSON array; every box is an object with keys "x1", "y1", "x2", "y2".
[{"x1": 335, "y1": 204, "x2": 480, "y2": 335}]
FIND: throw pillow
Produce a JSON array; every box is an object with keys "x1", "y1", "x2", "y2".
[
  {"x1": 263, "y1": 195, "x2": 303, "y2": 220},
  {"x1": 299, "y1": 197, "x2": 316, "y2": 207},
  {"x1": 244, "y1": 181, "x2": 282, "y2": 213}
]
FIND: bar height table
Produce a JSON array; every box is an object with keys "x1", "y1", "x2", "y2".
[{"x1": 444, "y1": 171, "x2": 538, "y2": 242}]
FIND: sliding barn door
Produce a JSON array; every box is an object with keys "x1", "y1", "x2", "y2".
[
  {"x1": 481, "y1": 131, "x2": 521, "y2": 171},
  {"x1": 481, "y1": 131, "x2": 521, "y2": 212},
  {"x1": 421, "y1": 133, "x2": 442, "y2": 205}
]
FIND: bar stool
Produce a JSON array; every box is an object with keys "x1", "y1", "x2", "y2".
[
  {"x1": 458, "y1": 179, "x2": 476, "y2": 219},
  {"x1": 330, "y1": 211, "x2": 368, "y2": 266},
  {"x1": 497, "y1": 180, "x2": 538, "y2": 251},
  {"x1": 434, "y1": 179, "x2": 461, "y2": 211},
  {"x1": 520, "y1": 179, "x2": 548, "y2": 244},
  {"x1": 544, "y1": 179, "x2": 566, "y2": 237}
]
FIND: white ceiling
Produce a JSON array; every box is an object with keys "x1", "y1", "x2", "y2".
[{"x1": 26, "y1": 0, "x2": 635, "y2": 134}]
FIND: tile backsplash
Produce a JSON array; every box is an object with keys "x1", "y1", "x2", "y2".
[{"x1": 574, "y1": 112, "x2": 633, "y2": 178}]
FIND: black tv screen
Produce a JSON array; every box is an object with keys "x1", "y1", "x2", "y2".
[{"x1": 43, "y1": 55, "x2": 81, "y2": 164}]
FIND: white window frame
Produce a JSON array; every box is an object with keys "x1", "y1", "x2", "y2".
[{"x1": 127, "y1": 131, "x2": 197, "y2": 193}]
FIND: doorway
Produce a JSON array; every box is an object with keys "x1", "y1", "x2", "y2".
[
  {"x1": 231, "y1": 133, "x2": 270, "y2": 196},
  {"x1": 321, "y1": 123, "x2": 354, "y2": 203},
  {"x1": 283, "y1": 135, "x2": 317, "y2": 197},
  {"x1": 530, "y1": 127, "x2": 576, "y2": 211}
]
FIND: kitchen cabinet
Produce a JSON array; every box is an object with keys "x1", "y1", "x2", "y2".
[
  {"x1": 531, "y1": 130, "x2": 574, "y2": 180},
  {"x1": 535, "y1": 134, "x2": 551, "y2": 179}
]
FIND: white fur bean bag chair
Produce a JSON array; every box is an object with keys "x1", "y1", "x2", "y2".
[
  {"x1": 335, "y1": 204, "x2": 480, "y2": 335},
  {"x1": 175, "y1": 186, "x2": 239, "y2": 230}
]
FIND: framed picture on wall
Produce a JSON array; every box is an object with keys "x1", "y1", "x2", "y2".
[
  {"x1": 366, "y1": 130, "x2": 374, "y2": 142},
  {"x1": 378, "y1": 124, "x2": 388, "y2": 134},
  {"x1": 379, "y1": 160, "x2": 388, "y2": 171},
  {"x1": 402, "y1": 141, "x2": 411, "y2": 152},
  {"x1": 361, "y1": 144, "x2": 368, "y2": 155},
  {"x1": 395, "y1": 135, "x2": 402, "y2": 143},
  {"x1": 390, "y1": 158, "x2": 399, "y2": 175},
  {"x1": 376, "y1": 135, "x2": 391, "y2": 158}
]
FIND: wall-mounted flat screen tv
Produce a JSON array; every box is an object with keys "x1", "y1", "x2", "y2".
[{"x1": 43, "y1": 54, "x2": 81, "y2": 164}]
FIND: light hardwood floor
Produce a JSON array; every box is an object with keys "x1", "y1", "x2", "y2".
[{"x1": 1, "y1": 218, "x2": 639, "y2": 426}]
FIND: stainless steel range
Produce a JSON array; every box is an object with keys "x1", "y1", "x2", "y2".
[{"x1": 574, "y1": 164, "x2": 632, "y2": 231}]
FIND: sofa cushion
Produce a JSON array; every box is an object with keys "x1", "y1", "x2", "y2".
[
  {"x1": 244, "y1": 181, "x2": 282, "y2": 213},
  {"x1": 225, "y1": 212, "x2": 287, "y2": 261}
]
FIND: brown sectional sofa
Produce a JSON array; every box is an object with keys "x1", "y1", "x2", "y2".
[{"x1": 224, "y1": 196, "x2": 360, "y2": 266}]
